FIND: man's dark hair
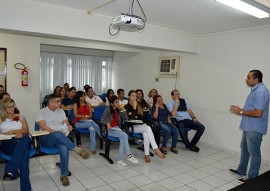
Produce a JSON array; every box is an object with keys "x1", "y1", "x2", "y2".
[
  {"x1": 117, "y1": 88, "x2": 124, "y2": 95},
  {"x1": 85, "y1": 86, "x2": 92, "y2": 93},
  {"x1": 84, "y1": 84, "x2": 90, "y2": 92},
  {"x1": 0, "y1": 85, "x2": 4, "y2": 88},
  {"x1": 47, "y1": 94, "x2": 60, "y2": 102},
  {"x1": 171, "y1": 89, "x2": 178, "y2": 96},
  {"x1": 68, "y1": 87, "x2": 76, "y2": 92},
  {"x1": 250, "y1": 69, "x2": 263, "y2": 83}
]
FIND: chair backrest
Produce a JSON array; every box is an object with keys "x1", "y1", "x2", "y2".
[
  {"x1": 93, "y1": 106, "x2": 108, "y2": 121},
  {"x1": 35, "y1": 122, "x2": 40, "y2": 131}
]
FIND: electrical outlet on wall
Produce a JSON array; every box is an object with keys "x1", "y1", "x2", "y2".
[{"x1": 155, "y1": 77, "x2": 159, "y2": 82}]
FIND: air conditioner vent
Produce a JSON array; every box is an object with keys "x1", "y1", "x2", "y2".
[{"x1": 159, "y1": 56, "x2": 179, "y2": 78}]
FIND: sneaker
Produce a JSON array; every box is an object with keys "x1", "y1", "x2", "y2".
[
  {"x1": 238, "y1": 176, "x2": 250, "y2": 183},
  {"x1": 127, "y1": 155, "x2": 139, "y2": 163},
  {"x1": 117, "y1": 160, "x2": 127, "y2": 167},
  {"x1": 228, "y1": 169, "x2": 241, "y2": 176},
  {"x1": 60, "y1": 176, "x2": 70, "y2": 186}
]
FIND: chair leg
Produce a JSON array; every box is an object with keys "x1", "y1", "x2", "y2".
[
  {"x1": 99, "y1": 140, "x2": 114, "y2": 164},
  {"x1": 75, "y1": 131, "x2": 82, "y2": 146}
]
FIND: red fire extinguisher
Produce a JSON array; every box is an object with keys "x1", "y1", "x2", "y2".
[
  {"x1": 14, "y1": 63, "x2": 29, "y2": 86},
  {"x1": 21, "y1": 69, "x2": 28, "y2": 86}
]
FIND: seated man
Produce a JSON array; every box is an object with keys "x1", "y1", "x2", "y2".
[
  {"x1": 36, "y1": 94, "x2": 90, "y2": 187},
  {"x1": 85, "y1": 86, "x2": 105, "y2": 109},
  {"x1": 117, "y1": 88, "x2": 128, "y2": 109},
  {"x1": 168, "y1": 89, "x2": 205, "y2": 152},
  {"x1": 61, "y1": 87, "x2": 76, "y2": 111}
]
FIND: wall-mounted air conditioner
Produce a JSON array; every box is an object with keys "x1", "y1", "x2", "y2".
[{"x1": 159, "y1": 56, "x2": 180, "y2": 78}]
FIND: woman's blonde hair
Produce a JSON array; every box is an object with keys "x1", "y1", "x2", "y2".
[
  {"x1": 0, "y1": 98, "x2": 15, "y2": 123},
  {"x1": 148, "y1": 88, "x2": 158, "y2": 98}
]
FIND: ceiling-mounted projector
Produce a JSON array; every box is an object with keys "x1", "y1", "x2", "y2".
[
  {"x1": 111, "y1": 14, "x2": 145, "y2": 32},
  {"x1": 109, "y1": 0, "x2": 147, "y2": 36}
]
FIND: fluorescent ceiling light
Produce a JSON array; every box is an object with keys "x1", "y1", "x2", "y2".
[
  {"x1": 216, "y1": 0, "x2": 269, "y2": 19},
  {"x1": 254, "y1": 0, "x2": 270, "y2": 9}
]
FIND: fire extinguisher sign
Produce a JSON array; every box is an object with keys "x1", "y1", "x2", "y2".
[{"x1": 14, "y1": 63, "x2": 29, "y2": 86}]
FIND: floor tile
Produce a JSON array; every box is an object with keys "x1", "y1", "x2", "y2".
[
  {"x1": 128, "y1": 175, "x2": 153, "y2": 187},
  {"x1": 99, "y1": 172, "x2": 124, "y2": 184},
  {"x1": 80, "y1": 176, "x2": 107, "y2": 189},
  {"x1": 140, "y1": 182, "x2": 169, "y2": 191},
  {"x1": 110, "y1": 179, "x2": 137, "y2": 191},
  {"x1": 157, "y1": 178, "x2": 184, "y2": 190},
  {"x1": 188, "y1": 180, "x2": 215, "y2": 191}
]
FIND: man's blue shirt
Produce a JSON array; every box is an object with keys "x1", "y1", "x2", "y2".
[
  {"x1": 240, "y1": 82, "x2": 269, "y2": 134},
  {"x1": 167, "y1": 99, "x2": 192, "y2": 121}
]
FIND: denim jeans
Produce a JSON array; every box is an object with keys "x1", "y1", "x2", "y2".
[
  {"x1": 159, "y1": 121, "x2": 179, "y2": 148},
  {"x1": 237, "y1": 131, "x2": 263, "y2": 178},
  {"x1": 40, "y1": 132, "x2": 76, "y2": 176},
  {"x1": 75, "y1": 119, "x2": 101, "y2": 150},
  {"x1": 176, "y1": 119, "x2": 205, "y2": 149},
  {"x1": 108, "y1": 127, "x2": 131, "y2": 160},
  {"x1": 1, "y1": 135, "x2": 32, "y2": 191}
]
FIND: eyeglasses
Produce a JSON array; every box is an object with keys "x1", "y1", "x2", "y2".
[{"x1": 7, "y1": 105, "x2": 16, "y2": 109}]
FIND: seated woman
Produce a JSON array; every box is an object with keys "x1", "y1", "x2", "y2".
[
  {"x1": 125, "y1": 90, "x2": 166, "y2": 163},
  {"x1": 101, "y1": 95, "x2": 139, "y2": 166},
  {"x1": 72, "y1": 91, "x2": 101, "y2": 154},
  {"x1": 151, "y1": 95, "x2": 179, "y2": 154},
  {"x1": 59, "y1": 87, "x2": 66, "y2": 102},
  {"x1": 148, "y1": 88, "x2": 158, "y2": 107},
  {"x1": 104, "y1": 89, "x2": 115, "y2": 106},
  {"x1": 0, "y1": 98, "x2": 32, "y2": 191},
  {"x1": 136, "y1": 89, "x2": 149, "y2": 110}
]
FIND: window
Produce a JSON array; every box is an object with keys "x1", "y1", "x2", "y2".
[{"x1": 40, "y1": 52, "x2": 112, "y2": 105}]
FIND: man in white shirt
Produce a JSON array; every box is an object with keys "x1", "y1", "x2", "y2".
[
  {"x1": 85, "y1": 86, "x2": 105, "y2": 108},
  {"x1": 36, "y1": 94, "x2": 90, "y2": 187},
  {"x1": 117, "y1": 88, "x2": 128, "y2": 109}
]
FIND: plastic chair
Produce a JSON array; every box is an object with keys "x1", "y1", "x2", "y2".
[
  {"x1": 34, "y1": 123, "x2": 59, "y2": 155},
  {"x1": 0, "y1": 147, "x2": 36, "y2": 161},
  {"x1": 99, "y1": 124, "x2": 121, "y2": 164}
]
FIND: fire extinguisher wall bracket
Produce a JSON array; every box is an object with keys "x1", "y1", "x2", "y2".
[{"x1": 14, "y1": 63, "x2": 29, "y2": 86}]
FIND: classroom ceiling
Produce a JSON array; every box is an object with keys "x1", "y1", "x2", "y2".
[{"x1": 31, "y1": 0, "x2": 270, "y2": 35}]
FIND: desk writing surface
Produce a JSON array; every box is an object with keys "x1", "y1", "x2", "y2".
[
  {"x1": 0, "y1": 134, "x2": 15, "y2": 140},
  {"x1": 125, "y1": 120, "x2": 143, "y2": 124},
  {"x1": 30, "y1": 131, "x2": 49, "y2": 137}
]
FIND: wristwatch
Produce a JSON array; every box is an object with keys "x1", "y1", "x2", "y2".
[{"x1": 240, "y1": 110, "x2": 243, "y2": 115}]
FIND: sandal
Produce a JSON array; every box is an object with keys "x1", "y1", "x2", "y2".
[
  {"x1": 161, "y1": 147, "x2": 167, "y2": 154},
  {"x1": 78, "y1": 150, "x2": 90, "y2": 159},
  {"x1": 170, "y1": 147, "x2": 178, "y2": 154},
  {"x1": 144, "y1": 155, "x2": 151, "y2": 163},
  {"x1": 154, "y1": 149, "x2": 166, "y2": 158},
  {"x1": 91, "y1": 150, "x2": 97, "y2": 155}
]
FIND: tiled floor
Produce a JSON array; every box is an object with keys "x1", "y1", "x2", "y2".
[{"x1": 1, "y1": 139, "x2": 270, "y2": 191}]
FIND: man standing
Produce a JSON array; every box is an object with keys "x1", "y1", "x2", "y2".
[
  {"x1": 230, "y1": 70, "x2": 269, "y2": 183},
  {"x1": 36, "y1": 94, "x2": 90, "y2": 187},
  {"x1": 168, "y1": 90, "x2": 205, "y2": 152}
]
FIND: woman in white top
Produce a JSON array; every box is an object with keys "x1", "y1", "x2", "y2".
[
  {"x1": 0, "y1": 98, "x2": 32, "y2": 191},
  {"x1": 147, "y1": 88, "x2": 158, "y2": 107}
]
